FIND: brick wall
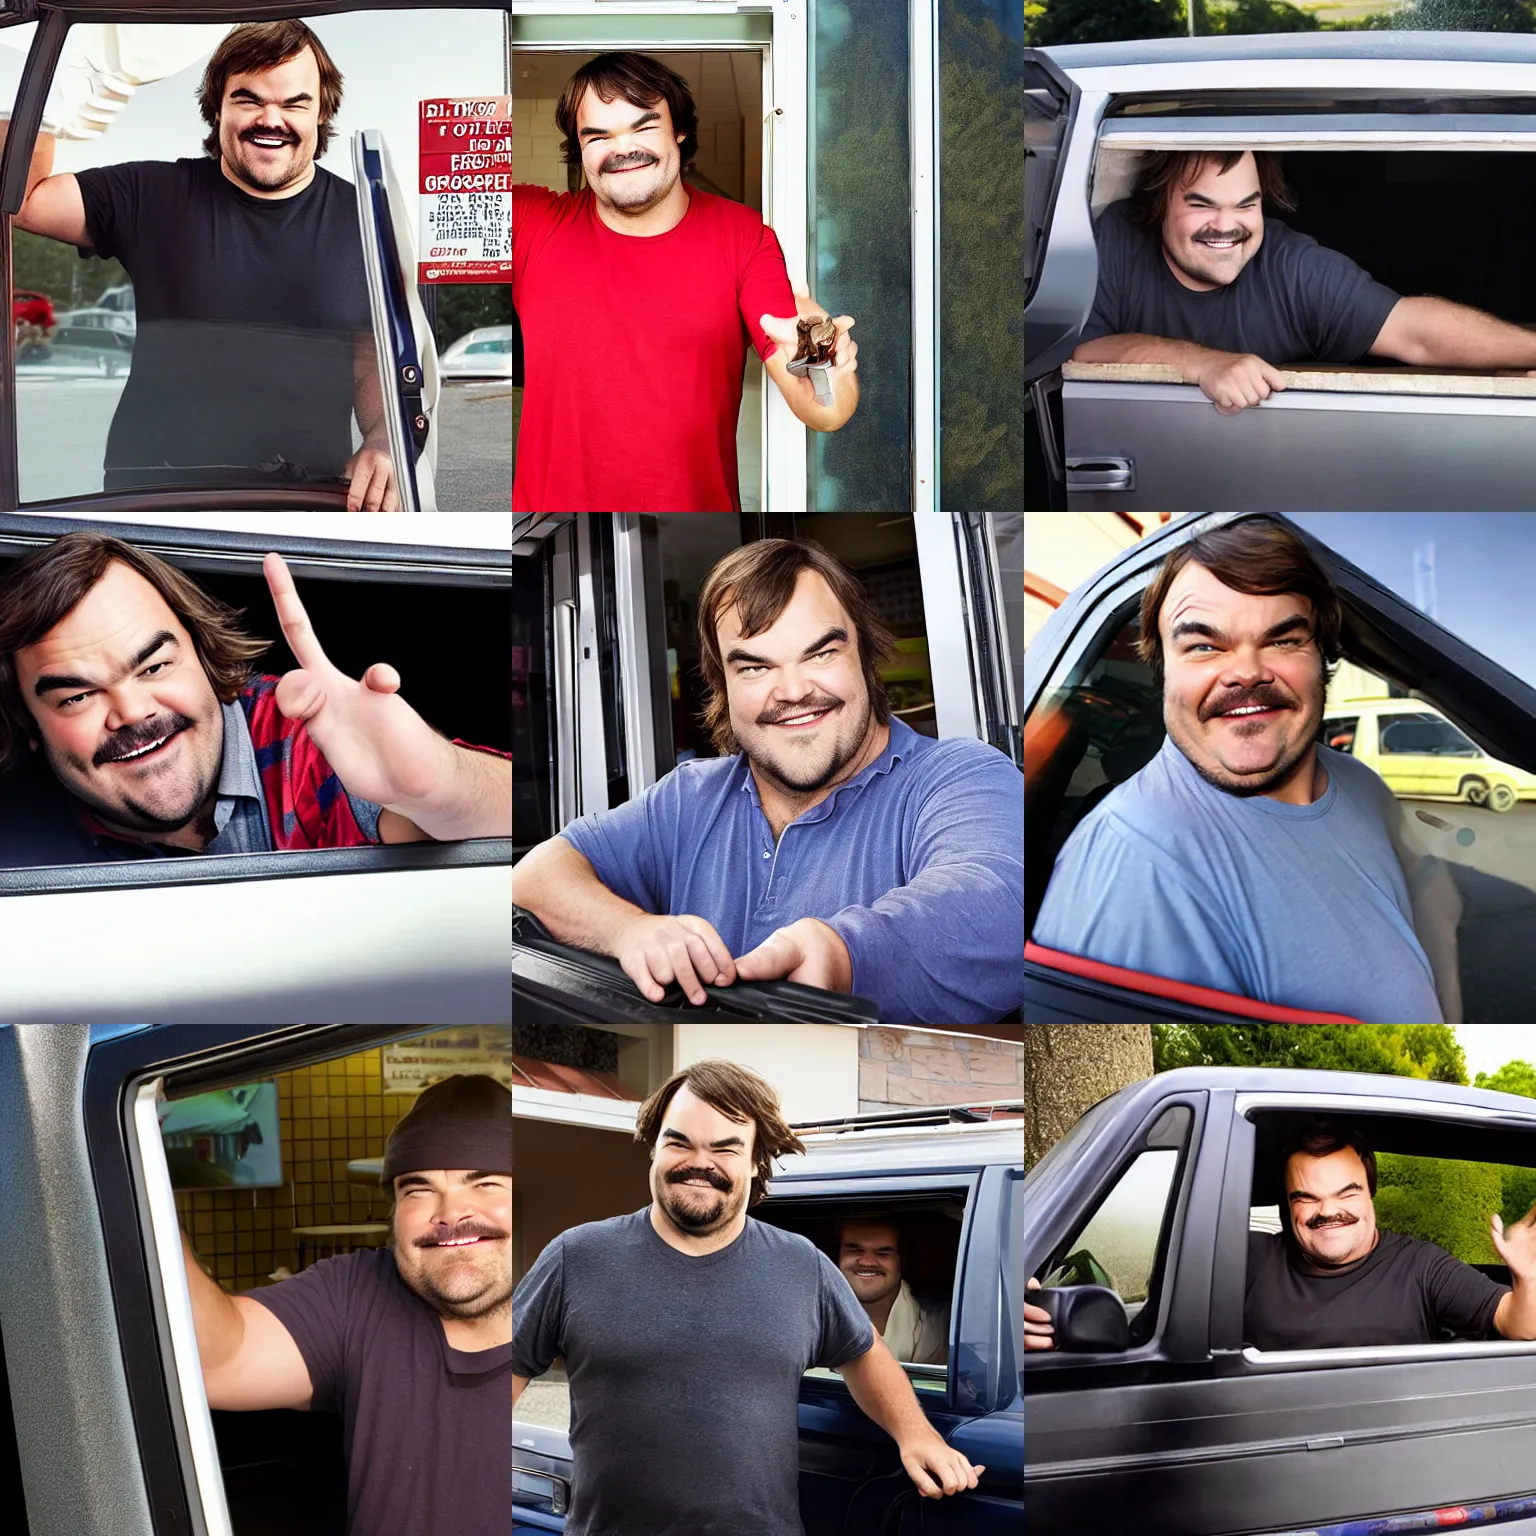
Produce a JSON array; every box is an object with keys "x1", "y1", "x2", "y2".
[{"x1": 857, "y1": 1029, "x2": 1024, "y2": 1112}]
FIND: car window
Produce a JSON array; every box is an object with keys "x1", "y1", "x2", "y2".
[
  {"x1": 15, "y1": 8, "x2": 508, "y2": 510},
  {"x1": 1040, "y1": 1148, "x2": 1180, "y2": 1340},
  {"x1": 158, "y1": 1026, "x2": 512, "y2": 1533},
  {"x1": 1024, "y1": 61, "x2": 1070, "y2": 304}
]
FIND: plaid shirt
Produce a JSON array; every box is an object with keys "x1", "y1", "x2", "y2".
[{"x1": 82, "y1": 674, "x2": 509, "y2": 857}]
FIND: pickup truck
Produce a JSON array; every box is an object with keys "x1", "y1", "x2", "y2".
[
  {"x1": 1025, "y1": 1066, "x2": 1536, "y2": 1536},
  {"x1": 513, "y1": 1103, "x2": 1025, "y2": 1534}
]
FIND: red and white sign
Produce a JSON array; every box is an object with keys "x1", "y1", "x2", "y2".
[{"x1": 418, "y1": 97, "x2": 511, "y2": 284}]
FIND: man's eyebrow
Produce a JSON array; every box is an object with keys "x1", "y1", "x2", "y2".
[
  {"x1": 579, "y1": 110, "x2": 659, "y2": 140},
  {"x1": 34, "y1": 631, "x2": 178, "y2": 698},
  {"x1": 1288, "y1": 1181, "x2": 1363, "y2": 1203},
  {"x1": 661, "y1": 1129, "x2": 745, "y2": 1150},
  {"x1": 229, "y1": 87, "x2": 314, "y2": 107},
  {"x1": 395, "y1": 1170, "x2": 508, "y2": 1192},
  {"x1": 1169, "y1": 614, "x2": 1311, "y2": 647},
  {"x1": 725, "y1": 627, "x2": 849, "y2": 669}
]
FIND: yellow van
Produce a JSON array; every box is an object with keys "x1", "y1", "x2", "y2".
[{"x1": 1321, "y1": 700, "x2": 1536, "y2": 813}]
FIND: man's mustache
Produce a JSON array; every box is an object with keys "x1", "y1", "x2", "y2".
[
  {"x1": 1306, "y1": 1213, "x2": 1357, "y2": 1230},
  {"x1": 667, "y1": 1167, "x2": 731, "y2": 1191},
  {"x1": 759, "y1": 696, "x2": 841, "y2": 726},
  {"x1": 241, "y1": 127, "x2": 300, "y2": 146},
  {"x1": 95, "y1": 713, "x2": 195, "y2": 766},
  {"x1": 603, "y1": 154, "x2": 656, "y2": 173},
  {"x1": 1194, "y1": 228, "x2": 1249, "y2": 243}
]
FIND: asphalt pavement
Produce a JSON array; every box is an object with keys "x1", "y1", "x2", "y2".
[
  {"x1": 515, "y1": 1373, "x2": 571, "y2": 1432},
  {"x1": 434, "y1": 379, "x2": 512, "y2": 511}
]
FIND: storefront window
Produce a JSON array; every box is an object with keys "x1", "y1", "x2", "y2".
[
  {"x1": 810, "y1": 0, "x2": 912, "y2": 512},
  {"x1": 939, "y1": 0, "x2": 1023, "y2": 511}
]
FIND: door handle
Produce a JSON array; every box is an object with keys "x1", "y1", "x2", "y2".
[{"x1": 1065, "y1": 456, "x2": 1135, "y2": 493}]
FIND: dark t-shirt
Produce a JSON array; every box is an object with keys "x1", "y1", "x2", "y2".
[
  {"x1": 74, "y1": 157, "x2": 371, "y2": 486},
  {"x1": 250, "y1": 1247, "x2": 512, "y2": 1536},
  {"x1": 512, "y1": 1207, "x2": 875, "y2": 1536},
  {"x1": 1079, "y1": 199, "x2": 1401, "y2": 365},
  {"x1": 1245, "y1": 1228, "x2": 1508, "y2": 1351}
]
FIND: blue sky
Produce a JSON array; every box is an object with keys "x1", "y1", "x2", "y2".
[{"x1": 1288, "y1": 514, "x2": 1536, "y2": 693}]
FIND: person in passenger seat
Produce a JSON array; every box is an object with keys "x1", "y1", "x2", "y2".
[
  {"x1": 181, "y1": 1073, "x2": 511, "y2": 1536},
  {"x1": 509, "y1": 537, "x2": 1025, "y2": 1025},
  {"x1": 0, "y1": 531, "x2": 511, "y2": 860},
  {"x1": 1031, "y1": 515, "x2": 1462, "y2": 1024},
  {"x1": 837, "y1": 1217, "x2": 950, "y2": 1365},
  {"x1": 1074, "y1": 149, "x2": 1536, "y2": 415}
]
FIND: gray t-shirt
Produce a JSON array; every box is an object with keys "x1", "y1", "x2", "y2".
[
  {"x1": 512, "y1": 1207, "x2": 875, "y2": 1536},
  {"x1": 1078, "y1": 199, "x2": 1401, "y2": 364},
  {"x1": 1032, "y1": 736, "x2": 1443, "y2": 1022}
]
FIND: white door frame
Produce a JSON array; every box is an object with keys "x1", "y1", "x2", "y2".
[{"x1": 512, "y1": 1, "x2": 811, "y2": 511}]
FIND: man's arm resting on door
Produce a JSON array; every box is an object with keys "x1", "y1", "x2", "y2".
[{"x1": 511, "y1": 835, "x2": 738, "y2": 1006}]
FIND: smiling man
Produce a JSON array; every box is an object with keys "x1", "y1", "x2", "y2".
[
  {"x1": 180, "y1": 1073, "x2": 512, "y2": 1536},
  {"x1": 838, "y1": 1218, "x2": 950, "y2": 1365},
  {"x1": 1074, "y1": 149, "x2": 1536, "y2": 415},
  {"x1": 0, "y1": 531, "x2": 511, "y2": 861},
  {"x1": 509, "y1": 538, "x2": 1024, "y2": 1025},
  {"x1": 513, "y1": 1061, "x2": 981, "y2": 1535},
  {"x1": 512, "y1": 51, "x2": 859, "y2": 512},
  {"x1": 6, "y1": 20, "x2": 395, "y2": 507},
  {"x1": 1031, "y1": 515, "x2": 1463, "y2": 1023}
]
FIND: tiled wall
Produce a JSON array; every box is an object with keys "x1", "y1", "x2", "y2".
[{"x1": 177, "y1": 1049, "x2": 416, "y2": 1295}]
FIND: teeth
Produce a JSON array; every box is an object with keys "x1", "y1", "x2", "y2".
[
  {"x1": 1223, "y1": 706, "x2": 1269, "y2": 717},
  {"x1": 114, "y1": 735, "x2": 169, "y2": 761}
]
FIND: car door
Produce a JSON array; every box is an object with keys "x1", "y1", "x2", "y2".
[
  {"x1": 1024, "y1": 511, "x2": 1536, "y2": 1023},
  {"x1": 0, "y1": 512, "x2": 512, "y2": 1023},
  {"x1": 1022, "y1": 50, "x2": 1081, "y2": 510},
  {"x1": 0, "y1": 0, "x2": 508, "y2": 514},
  {"x1": 1050, "y1": 82, "x2": 1536, "y2": 511}
]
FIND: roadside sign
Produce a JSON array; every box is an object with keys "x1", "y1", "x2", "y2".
[{"x1": 418, "y1": 96, "x2": 511, "y2": 284}]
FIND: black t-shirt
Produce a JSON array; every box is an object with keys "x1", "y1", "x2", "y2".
[
  {"x1": 1245, "y1": 1228, "x2": 1507, "y2": 1351},
  {"x1": 74, "y1": 157, "x2": 371, "y2": 486},
  {"x1": 250, "y1": 1247, "x2": 512, "y2": 1536},
  {"x1": 1079, "y1": 198, "x2": 1401, "y2": 365}
]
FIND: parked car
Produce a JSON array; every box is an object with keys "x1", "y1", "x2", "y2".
[
  {"x1": 1024, "y1": 511, "x2": 1536, "y2": 1023},
  {"x1": 1323, "y1": 698, "x2": 1536, "y2": 813},
  {"x1": 441, "y1": 325, "x2": 513, "y2": 380},
  {"x1": 1025, "y1": 31, "x2": 1536, "y2": 511},
  {"x1": 51, "y1": 306, "x2": 135, "y2": 338},
  {"x1": 513, "y1": 1101, "x2": 1025, "y2": 1535},
  {"x1": 1026, "y1": 1065, "x2": 1536, "y2": 1536},
  {"x1": 0, "y1": 510, "x2": 512, "y2": 1023}
]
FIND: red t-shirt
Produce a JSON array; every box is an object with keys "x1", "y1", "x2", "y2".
[{"x1": 512, "y1": 183, "x2": 796, "y2": 512}]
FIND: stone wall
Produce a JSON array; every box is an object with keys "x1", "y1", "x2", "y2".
[{"x1": 858, "y1": 1029, "x2": 1024, "y2": 1112}]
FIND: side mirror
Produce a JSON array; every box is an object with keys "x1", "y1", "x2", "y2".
[{"x1": 1035, "y1": 1284, "x2": 1129, "y2": 1352}]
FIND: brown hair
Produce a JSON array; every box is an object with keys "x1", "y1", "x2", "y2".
[
  {"x1": 695, "y1": 539, "x2": 897, "y2": 757},
  {"x1": 634, "y1": 1060, "x2": 807, "y2": 1207},
  {"x1": 1135, "y1": 516, "x2": 1343, "y2": 692},
  {"x1": 1280, "y1": 1117, "x2": 1378, "y2": 1196},
  {"x1": 0, "y1": 534, "x2": 270, "y2": 772},
  {"x1": 555, "y1": 51, "x2": 698, "y2": 172},
  {"x1": 198, "y1": 20, "x2": 345, "y2": 161},
  {"x1": 1126, "y1": 149, "x2": 1296, "y2": 229}
]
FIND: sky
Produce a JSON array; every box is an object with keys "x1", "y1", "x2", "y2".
[
  {"x1": 1288, "y1": 514, "x2": 1536, "y2": 694},
  {"x1": 1458, "y1": 1026, "x2": 1536, "y2": 1081}
]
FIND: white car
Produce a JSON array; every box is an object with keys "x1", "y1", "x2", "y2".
[{"x1": 440, "y1": 325, "x2": 513, "y2": 380}]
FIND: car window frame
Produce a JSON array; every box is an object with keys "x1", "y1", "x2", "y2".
[{"x1": 0, "y1": 511, "x2": 511, "y2": 896}]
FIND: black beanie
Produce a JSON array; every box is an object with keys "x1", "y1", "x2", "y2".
[{"x1": 380, "y1": 1073, "x2": 512, "y2": 1188}]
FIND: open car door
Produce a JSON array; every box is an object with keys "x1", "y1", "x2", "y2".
[
  {"x1": 353, "y1": 126, "x2": 440, "y2": 512},
  {"x1": 1025, "y1": 511, "x2": 1536, "y2": 1024}
]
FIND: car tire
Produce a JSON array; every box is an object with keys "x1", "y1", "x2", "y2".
[
  {"x1": 1463, "y1": 778, "x2": 1490, "y2": 807},
  {"x1": 1490, "y1": 783, "x2": 1517, "y2": 813}
]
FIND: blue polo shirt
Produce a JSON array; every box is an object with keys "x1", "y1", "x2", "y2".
[{"x1": 558, "y1": 717, "x2": 1024, "y2": 1025}]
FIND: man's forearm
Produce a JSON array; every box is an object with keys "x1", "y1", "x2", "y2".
[
  {"x1": 796, "y1": 369, "x2": 859, "y2": 432},
  {"x1": 182, "y1": 1229, "x2": 246, "y2": 1373},
  {"x1": 353, "y1": 336, "x2": 389, "y2": 444},
  {"x1": 385, "y1": 739, "x2": 511, "y2": 841},
  {"x1": 1378, "y1": 295, "x2": 1536, "y2": 370},
  {"x1": 1072, "y1": 332, "x2": 1236, "y2": 380},
  {"x1": 839, "y1": 1337, "x2": 934, "y2": 1446},
  {"x1": 0, "y1": 123, "x2": 55, "y2": 203},
  {"x1": 1496, "y1": 1279, "x2": 1536, "y2": 1341},
  {"x1": 511, "y1": 835, "x2": 649, "y2": 955}
]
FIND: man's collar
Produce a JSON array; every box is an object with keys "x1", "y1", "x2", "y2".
[{"x1": 737, "y1": 713, "x2": 914, "y2": 813}]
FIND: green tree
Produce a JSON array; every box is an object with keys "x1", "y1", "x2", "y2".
[
  {"x1": 1028, "y1": 0, "x2": 1183, "y2": 47},
  {"x1": 1474, "y1": 1059, "x2": 1536, "y2": 1099},
  {"x1": 1151, "y1": 1024, "x2": 1468, "y2": 1083},
  {"x1": 431, "y1": 283, "x2": 511, "y2": 353},
  {"x1": 1339, "y1": 0, "x2": 1536, "y2": 28},
  {"x1": 1376, "y1": 1153, "x2": 1501, "y2": 1264},
  {"x1": 1215, "y1": 0, "x2": 1320, "y2": 32}
]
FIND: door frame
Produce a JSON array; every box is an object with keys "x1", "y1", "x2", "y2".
[{"x1": 512, "y1": 2, "x2": 809, "y2": 511}]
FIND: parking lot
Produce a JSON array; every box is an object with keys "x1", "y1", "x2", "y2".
[{"x1": 1400, "y1": 797, "x2": 1536, "y2": 889}]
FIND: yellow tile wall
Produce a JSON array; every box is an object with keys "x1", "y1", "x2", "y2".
[{"x1": 175, "y1": 1033, "x2": 507, "y2": 1295}]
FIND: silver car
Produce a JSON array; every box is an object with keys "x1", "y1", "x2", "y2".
[{"x1": 1026, "y1": 31, "x2": 1536, "y2": 511}]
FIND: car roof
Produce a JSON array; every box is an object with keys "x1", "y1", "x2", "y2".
[
  {"x1": 769, "y1": 1117, "x2": 1024, "y2": 1182},
  {"x1": 1107, "y1": 1065, "x2": 1536, "y2": 1117},
  {"x1": 1040, "y1": 29, "x2": 1536, "y2": 71}
]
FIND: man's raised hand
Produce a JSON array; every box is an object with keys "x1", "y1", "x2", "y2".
[
  {"x1": 1491, "y1": 1201, "x2": 1536, "y2": 1282},
  {"x1": 263, "y1": 552, "x2": 452, "y2": 809}
]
